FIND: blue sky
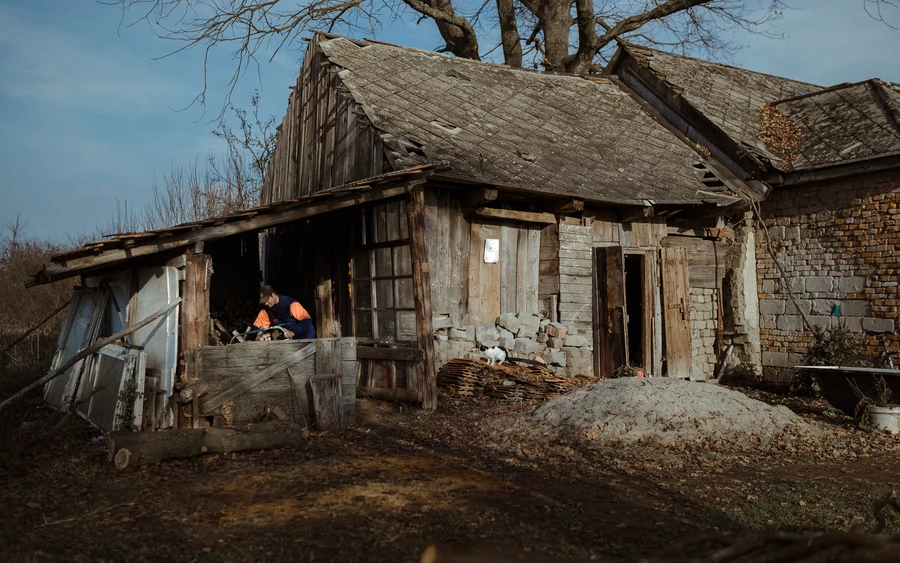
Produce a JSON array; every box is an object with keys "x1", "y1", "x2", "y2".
[{"x1": 1, "y1": 0, "x2": 898, "y2": 242}]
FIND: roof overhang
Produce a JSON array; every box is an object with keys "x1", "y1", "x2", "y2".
[{"x1": 27, "y1": 165, "x2": 437, "y2": 287}]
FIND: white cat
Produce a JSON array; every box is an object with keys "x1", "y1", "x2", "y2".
[{"x1": 483, "y1": 346, "x2": 507, "y2": 366}]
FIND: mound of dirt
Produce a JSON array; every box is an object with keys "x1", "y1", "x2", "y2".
[{"x1": 494, "y1": 378, "x2": 818, "y2": 447}]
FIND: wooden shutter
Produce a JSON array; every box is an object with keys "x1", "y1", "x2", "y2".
[
  {"x1": 593, "y1": 246, "x2": 626, "y2": 378},
  {"x1": 661, "y1": 246, "x2": 693, "y2": 378}
]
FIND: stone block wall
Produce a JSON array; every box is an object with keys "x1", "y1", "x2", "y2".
[
  {"x1": 689, "y1": 287, "x2": 718, "y2": 378},
  {"x1": 757, "y1": 170, "x2": 900, "y2": 380}
]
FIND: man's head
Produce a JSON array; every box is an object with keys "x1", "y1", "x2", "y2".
[{"x1": 259, "y1": 285, "x2": 279, "y2": 307}]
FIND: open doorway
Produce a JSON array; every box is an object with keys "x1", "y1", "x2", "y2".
[{"x1": 624, "y1": 254, "x2": 644, "y2": 367}]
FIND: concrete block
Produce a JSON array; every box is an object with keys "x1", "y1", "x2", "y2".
[
  {"x1": 540, "y1": 319, "x2": 551, "y2": 331},
  {"x1": 564, "y1": 334, "x2": 591, "y2": 347},
  {"x1": 536, "y1": 332, "x2": 549, "y2": 343},
  {"x1": 516, "y1": 314, "x2": 542, "y2": 338},
  {"x1": 787, "y1": 277, "x2": 805, "y2": 295},
  {"x1": 449, "y1": 327, "x2": 470, "y2": 340},
  {"x1": 839, "y1": 300, "x2": 871, "y2": 317},
  {"x1": 546, "y1": 350, "x2": 567, "y2": 367},
  {"x1": 862, "y1": 317, "x2": 895, "y2": 333},
  {"x1": 499, "y1": 335, "x2": 516, "y2": 350},
  {"x1": 435, "y1": 333, "x2": 449, "y2": 342},
  {"x1": 563, "y1": 347, "x2": 593, "y2": 377},
  {"x1": 548, "y1": 337, "x2": 565, "y2": 349},
  {"x1": 776, "y1": 315, "x2": 804, "y2": 332},
  {"x1": 837, "y1": 276, "x2": 867, "y2": 293},
  {"x1": 809, "y1": 315, "x2": 833, "y2": 330},
  {"x1": 785, "y1": 299, "x2": 811, "y2": 315},
  {"x1": 761, "y1": 315, "x2": 777, "y2": 330},
  {"x1": 811, "y1": 299, "x2": 838, "y2": 315},
  {"x1": 805, "y1": 276, "x2": 834, "y2": 293},
  {"x1": 784, "y1": 226, "x2": 801, "y2": 241},
  {"x1": 759, "y1": 299, "x2": 785, "y2": 315},
  {"x1": 497, "y1": 326, "x2": 514, "y2": 341},
  {"x1": 762, "y1": 279, "x2": 777, "y2": 294},
  {"x1": 514, "y1": 338, "x2": 543, "y2": 355},
  {"x1": 841, "y1": 317, "x2": 863, "y2": 332},
  {"x1": 762, "y1": 351, "x2": 792, "y2": 368},
  {"x1": 475, "y1": 324, "x2": 500, "y2": 348},
  {"x1": 497, "y1": 312, "x2": 520, "y2": 334}
]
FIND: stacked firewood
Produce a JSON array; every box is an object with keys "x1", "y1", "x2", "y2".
[
  {"x1": 210, "y1": 300, "x2": 261, "y2": 344},
  {"x1": 437, "y1": 359, "x2": 596, "y2": 402}
]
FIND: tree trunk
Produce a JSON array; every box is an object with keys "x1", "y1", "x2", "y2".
[
  {"x1": 108, "y1": 421, "x2": 306, "y2": 469},
  {"x1": 495, "y1": 0, "x2": 523, "y2": 67},
  {"x1": 539, "y1": 2, "x2": 575, "y2": 71}
]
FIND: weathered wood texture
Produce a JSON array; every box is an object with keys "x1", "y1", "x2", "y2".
[
  {"x1": 661, "y1": 247, "x2": 694, "y2": 378},
  {"x1": 558, "y1": 223, "x2": 593, "y2": 336},
  {"x1": 406, "y1": 188, "x2": 437, "y2": 410},
  {"x1": 190, "y1": 338, "x2": 356, "y2": 426},
  {"x1": 424, "y1": 190, "x2": 470, "y2": 326},
  {"x1": 310, "y1": 374, "x2": 343, "y2": 432},
  {"x1": 539, "y1": 223, "x2": 559, "y2": 307},
  {"x1": 662, "y1": 235, "x2": 728, "y2": 289},
  {"x1": 593, "y1": 246, "x2": 626, "y2": 378},
  {"x1": 261, "y1": 40, "x2": 383, "y2": 204},
  {"x1": 181, "y1": 254, "x2": 212, "y2": 351}
]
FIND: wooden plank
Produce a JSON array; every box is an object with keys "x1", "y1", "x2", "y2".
[
  {"x1": 661, "y1": 246, "x2": 693, "y2": 378},
  {"x1": 559, "y1": 293, "x2": 593, "y2": 304},
  {"x1": 517, "y1": 228, "x2": 539, "y2": 314},
  {"x1": 311, "y1": 374, "x2": 343, "y2": 432},
  {"x1": 468, "y1": 222, "x2": 502, "y2": 325},
  {"x1": 559, "y1": 250, "x2": 591, "y2": 261},
  {"x1": 356, "y1": 346, "x2": 425, "y2": 362},
  {"x1": 560, "y1": 274, "x2": 592, "y2": 285},
  {"x1": 203, "y1": 343, "x2": 317, "y2": 411},
  {"x1": 448, "y1": 197, "x2": 470, "y2": 325},
  {"x1": 181, "y1": 254, "x2": 211, "y2": 351},
  {"x1": 406, "y1": 188, "x2": 437, "y2": 410},
  {"x1": 316, "y1": 338, "x2": 342, "y2": 375},
  {"x1": 559, "y1": 283, "x2": 592, "y2": 294},
  {"x1": 474, "y1": 207, "x2": 556, "y2": 224},
  {"x1": 500, "y1": 222, "x2": 518, "y2": 314},
  {"x1": 314, "y1": 245, "x2": 337, "y2": 338},
  {"x1": 594, "y1": 246, "x2": 626, "y2": 378}
]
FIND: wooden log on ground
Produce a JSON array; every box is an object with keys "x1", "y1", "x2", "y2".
[
  {"x1": 310, "y1": 374, "x2": 343, "y2": 432},
  {"x1": 108, "y1": 421, "x2": 306, "y2": 469}
]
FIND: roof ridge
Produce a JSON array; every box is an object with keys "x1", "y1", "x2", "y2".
[
  {"x1": 871, "y1": 79, "x2": 900, "y2": 138},
  {"x1": 622, "y1": 44, "x2": 822, "y2": 89},
  {"x1": 769, "y1": 79, "x2": 879, "y2": 106}
]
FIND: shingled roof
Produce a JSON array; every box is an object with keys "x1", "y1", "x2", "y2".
[
  {"x1": 770, "y1": 80, "x2": 900, "y2": 170},
  {"x1": 316, "y1": 37, "x2": 716, "y2": 206},
  {"x1": 622, "y1": 45, "x2": 821, "y2": 165}
]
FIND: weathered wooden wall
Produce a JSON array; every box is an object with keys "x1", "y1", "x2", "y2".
[
  {"x1": 423, "y1": 192, "x2": 542, "y2": 327},
  {"x1": 190, "y1": 338, "x2": 356, "y2": 426},
  {"x1": 262, "y1": 39, "x2": 384, "y2": 204}
]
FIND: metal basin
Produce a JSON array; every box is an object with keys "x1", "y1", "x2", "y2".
[{"x1": 795, "y1": 365, "x2": 900, "y2": 415}]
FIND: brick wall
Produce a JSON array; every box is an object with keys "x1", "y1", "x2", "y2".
[
  {"x1": 757, "y1": 170, "x2": 900, "y2": 380},
  {"x1": 690, "y1": 287, "x2": 718, "y2": 377}
]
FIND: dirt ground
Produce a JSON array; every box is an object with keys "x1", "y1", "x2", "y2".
[{"x1": 2, "y1": 386, "x2": 900, "y2": 563}]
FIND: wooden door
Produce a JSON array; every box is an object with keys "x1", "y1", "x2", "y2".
[
  {"x1": 593, "y1": 246, "x2": 626, "y2": 378},
  {"x1": 661, "y1": 246, "x2": 693, "y2": 378}
]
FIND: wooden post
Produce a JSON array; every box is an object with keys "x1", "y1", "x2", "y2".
[
  {"x1": 181, "y1": 254, "x2": 212, "y2": 352},
  {"x1": 406, "y1": 188, "x2": 437, "y2": 410},
  {"x1": 310, "y1": 374, "x2": 343, "y2": 432},
  {"x1": 314, "y1": 247, "x2": 337, "y2": 338}
]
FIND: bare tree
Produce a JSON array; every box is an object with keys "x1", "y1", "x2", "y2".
[{"x1": 108, "y1": 0, "x2": 792, "y2": 102}]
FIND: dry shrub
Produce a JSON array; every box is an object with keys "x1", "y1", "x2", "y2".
[{"x1": 0, "y1": 218, "x2": 74, "y2": 389}]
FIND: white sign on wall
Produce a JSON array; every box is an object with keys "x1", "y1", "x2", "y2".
[{"x1": 484, "y1": 238, "x2": 500, "y2": 263}]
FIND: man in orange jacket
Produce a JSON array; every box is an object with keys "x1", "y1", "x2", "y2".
[{"x1": 252, "y1": 285, "x2": 316, "y2": 340}]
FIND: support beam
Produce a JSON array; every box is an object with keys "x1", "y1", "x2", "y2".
[
  {"x1": 619, "y1": 206, "x2": 655, "y2": 223},
  {"x1": 553, "y1": 199, "x2": 584, "y2": 214},
  {"x1": 28, "y1": 181, "x2": 425, "y2": 287},
  {"x1": 461, "y1": 187, "x2": 498, "y2": 208},
  {"x1": 406, "y1": 188, "x2": 437, "y2": 410},
  {"x1": 181, "y1": 254, "x2": 211, "y2": 352},
  {"x1": 474, "y1": 207, "x2": 556, "y2": 225}
]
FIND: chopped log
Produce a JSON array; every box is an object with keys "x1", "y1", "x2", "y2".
[
  {"x1": 310, "y1": 374, "x2": 343, "y2": 432},
  {"x1": 108, "y1": 421, "x2": 306, "y2": 469}
]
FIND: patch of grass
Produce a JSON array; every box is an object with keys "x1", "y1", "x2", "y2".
[{"x1": 729, "y1": 481, "x2": 900, "y2": 533}]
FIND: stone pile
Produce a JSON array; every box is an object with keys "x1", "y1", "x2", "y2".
[{"x1": 433, "y1": 312, "x2": 594, "y2": 378}]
